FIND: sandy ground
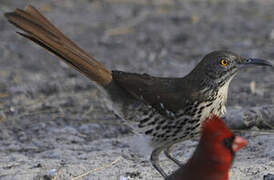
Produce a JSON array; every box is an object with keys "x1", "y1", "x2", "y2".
[{"x1": 0, "y1": 0, "x2": 274, "y2": 179}]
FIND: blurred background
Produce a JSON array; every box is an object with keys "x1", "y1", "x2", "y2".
[{"x1": 0, "y1": 0, "x2": 274, "y2": 179}]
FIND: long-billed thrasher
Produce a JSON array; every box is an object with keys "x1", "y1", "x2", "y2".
[{"x1": 5, "y1": 5, "x2": 273, "y2": 177}]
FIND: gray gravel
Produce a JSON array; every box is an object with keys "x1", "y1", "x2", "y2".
[{"x1": 0, "y1": 0, "x2": 274, "y2": 179}]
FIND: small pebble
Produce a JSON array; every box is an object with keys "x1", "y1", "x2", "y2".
[
  {"x1": 119, "y1": 176, "x2": 128, "y2": 180},
  {"x1": 48, "y1": 169, "x2": 57, "y2": 177}
]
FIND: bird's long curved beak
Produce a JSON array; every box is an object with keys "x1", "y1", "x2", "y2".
[
  {"x1": 244, "y1": 58, "x2": 273, "y2": 67},
  {"x1": 232, "y1": 136, "x2": 247, "y2": 152}
]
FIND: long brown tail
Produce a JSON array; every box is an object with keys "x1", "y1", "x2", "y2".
[{"x1": 4, "y1": 5, "x2": 112, "y2": 87}]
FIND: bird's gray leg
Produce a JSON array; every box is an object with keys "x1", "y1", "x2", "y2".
[
  {"x1": 164, "y1": 144, "x2": 183, "y2": 167},
  {"x1": 151, "y1": 147, "x2": 167, "y2": 178}
]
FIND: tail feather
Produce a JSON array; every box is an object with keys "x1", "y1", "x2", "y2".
[{"x1": 5, "y1": 5, "x2": 112, "y2": 87}]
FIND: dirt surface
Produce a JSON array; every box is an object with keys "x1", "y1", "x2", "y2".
[{"x1": 0, "y1": 0, "x2": 274, "y2": 179}]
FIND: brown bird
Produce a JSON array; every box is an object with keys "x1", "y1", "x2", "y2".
[
  {"x1": 165, "y1": 114, "x2": 247, "y2": 180},
  {"x1": 4, "y1": 5, "x2": 272, "y2": 177}
]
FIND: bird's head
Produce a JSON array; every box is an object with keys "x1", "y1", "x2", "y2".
[
  {"x1": 190, "y1": 50, "x2": 273, "y2": 88},
  {"x1": 200, "y1": 114, "x2": 247, "y2": 170},
  {"x1": 165, "y1": 115, "x2": 247, "y2": 180}
]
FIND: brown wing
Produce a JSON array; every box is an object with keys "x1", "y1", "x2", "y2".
[{"x1": 112, "y1": 71, "x2": 188, "y2": 116}]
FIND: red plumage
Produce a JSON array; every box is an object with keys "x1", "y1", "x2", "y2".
[{"x1": 166, "y1": 114, "x2": 247, "y2": 180}]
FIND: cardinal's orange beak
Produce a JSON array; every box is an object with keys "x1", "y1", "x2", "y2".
[{"x1": 232, "y1": 136, "x2": 247, "y2": 152}]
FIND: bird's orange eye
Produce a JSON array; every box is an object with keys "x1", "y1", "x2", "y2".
[{"x1": 220, "y1": 59, "x2": 229, "y2": 66}]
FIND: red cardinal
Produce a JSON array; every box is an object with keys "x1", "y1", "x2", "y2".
[{"x1": 166, "y1": 115, "x2": 247, "y2": 180}]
